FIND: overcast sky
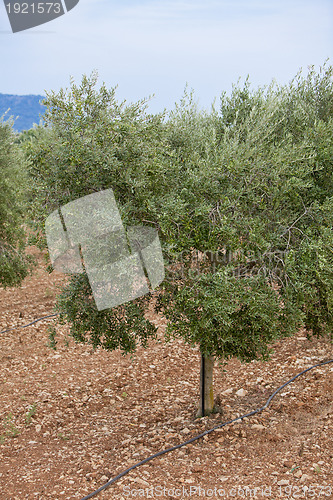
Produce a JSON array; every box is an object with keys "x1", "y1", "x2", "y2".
[{"x1": 1, "y1": 0, "x2": 332, "y2": 114}]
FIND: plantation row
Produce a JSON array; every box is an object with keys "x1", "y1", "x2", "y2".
[{"x1": 1, "y1": 63, "x2": 332, "y2": 413}]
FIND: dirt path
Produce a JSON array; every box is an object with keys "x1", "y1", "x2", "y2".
[{"x1": 0, "y1": 247, "x2": 332, "y2": 499}]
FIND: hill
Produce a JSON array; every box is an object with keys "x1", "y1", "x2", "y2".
[{"x1": 0, "y1": 93, "x2": 46, "y2": 132}]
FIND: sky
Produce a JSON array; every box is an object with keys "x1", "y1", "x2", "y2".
[{"x1": 1, "y1": 0, "x2": 332, "y2": 114}]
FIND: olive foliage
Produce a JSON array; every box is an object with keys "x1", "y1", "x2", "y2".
[
  {"x1": 26, "y1": 65, "x2": 333, "y2": 362},
  {"x1": 0, "y1": 117, "x2": 34, "y2": 287}
]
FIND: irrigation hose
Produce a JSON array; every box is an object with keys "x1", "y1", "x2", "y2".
[
  {"x1": 80, "y1": 358, "x2": 333, "y2": 500},
  {"x1": 0, "y1": 313, "x2": 59, "y2": 334}
]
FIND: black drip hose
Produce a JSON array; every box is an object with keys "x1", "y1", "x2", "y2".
[
  {"x1": 80, "y1": 358, "x2": 333, "y2": 500},
  {"x1": 0, "y1": 313, "x2": 59, "y2": 334}
]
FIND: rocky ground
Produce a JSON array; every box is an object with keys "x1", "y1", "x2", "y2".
[{"x1": 0, "y1": 247, "x2": 332, "y2": 500}]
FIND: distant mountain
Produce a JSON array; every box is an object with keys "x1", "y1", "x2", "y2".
[{"x1": 0, "y1": 93, "x2": 46, "y2": 132}]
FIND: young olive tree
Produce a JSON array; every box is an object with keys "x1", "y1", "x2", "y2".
[
  {"x1": 157, "y1": 64, "x2": 333, "y2": 414},
  {"x1": 0, "y1": 117, "x2": 34, "y2": 287},
  {"x1": 26, "y1": 73, "x2": 168, "y2": 353},
  {"x1": 26, "y1": 68, "x2": 332, "y2": 417}
]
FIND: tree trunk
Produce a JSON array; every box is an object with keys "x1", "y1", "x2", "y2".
[{"x1": 196, "y1": 353, "x2": 215, "y2": 417}]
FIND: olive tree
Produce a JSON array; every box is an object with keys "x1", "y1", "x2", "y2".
[
  {"x1": 157, "y1": 66, "x2": 333, "y2": 414},
  {"x1": 26, "y1": 73, "x2": 167, "y2": 353},
  {"x1": 0, "y1": 116, "x2": 33, "y2": 287},
  {"x1": 26, "y1": 67, "x2": 332, "y2": 417}
]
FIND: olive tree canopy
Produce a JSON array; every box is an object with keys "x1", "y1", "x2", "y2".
[{"x1": 26, "y1": 66, "x2": 333, "y2": 415}]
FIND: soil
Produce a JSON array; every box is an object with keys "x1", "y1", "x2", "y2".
[{"x1": 0, "y1": 247, "x2": 332, "y2": 500}]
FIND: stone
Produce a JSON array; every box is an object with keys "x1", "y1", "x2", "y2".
[
  {"x1": 235, "y1": 388, "x2": 247, "y2": 397},
  {"x1": 300, "y1": 474, "x2": 312, "y2": 483},
  {"x1": 133, "y1": 478, "x2": 149, "y2": 487}
]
